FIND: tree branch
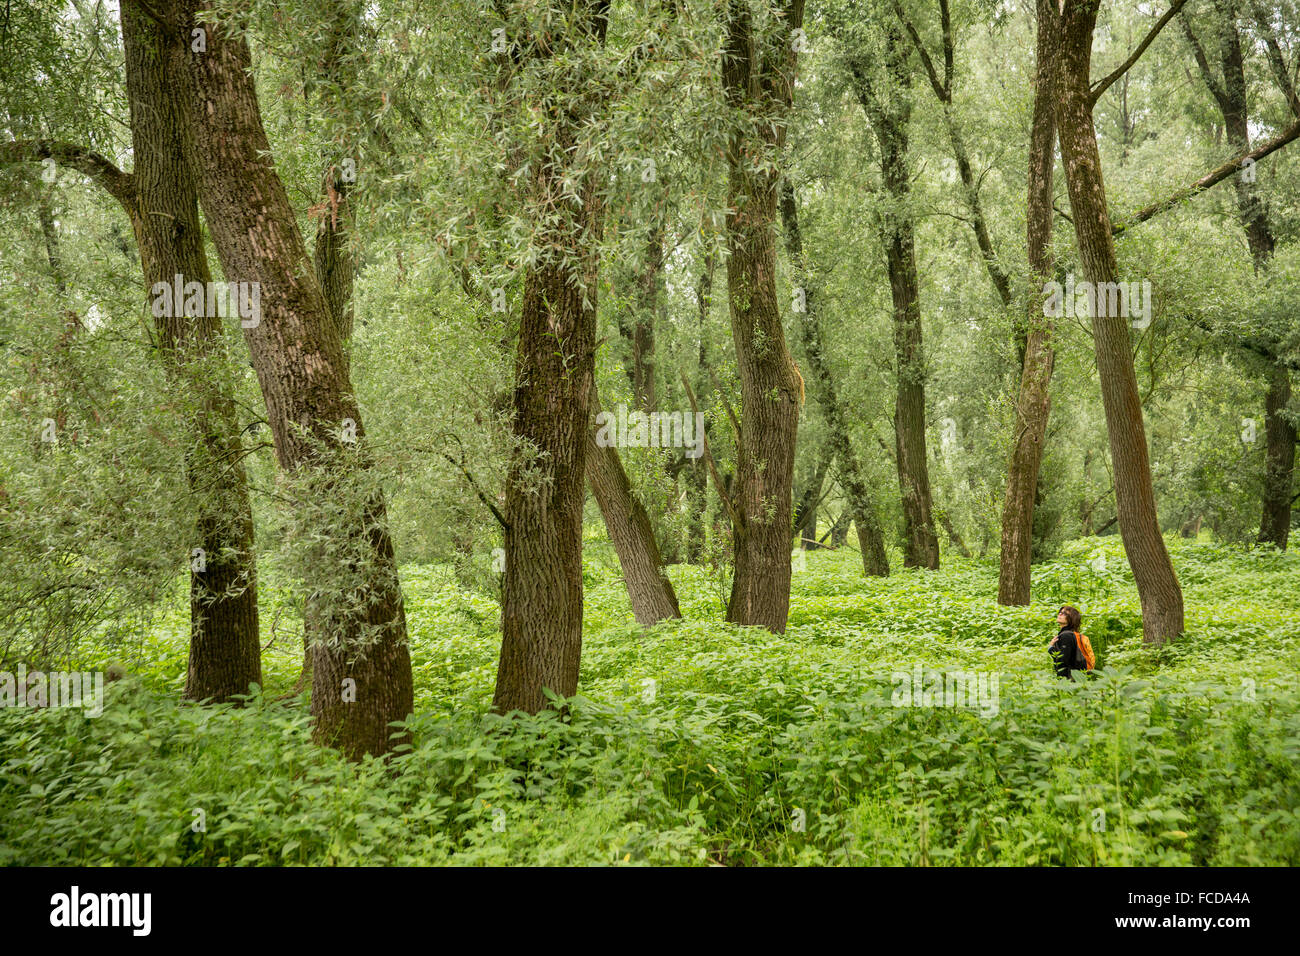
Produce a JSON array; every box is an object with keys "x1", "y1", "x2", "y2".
[
  {"x1": 1113, "y1": 118, "x2": 1300, "y2": 234},
  {"x1": 1090, "y1": 0, "x2": 1189, "y2": 106},
  {"x1": 0, "y1": 140, "x2": 136, "y2": 213}
]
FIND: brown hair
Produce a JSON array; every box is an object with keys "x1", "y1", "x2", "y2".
[{"x1": 1058, "y1": 605, "x2": 1082, "y2": 631}]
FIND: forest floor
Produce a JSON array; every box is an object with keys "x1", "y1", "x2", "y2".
[{"x1": 2, "y1": 536, "x2": 1297, "y2": 865}]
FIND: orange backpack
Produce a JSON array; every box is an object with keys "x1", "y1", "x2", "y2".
[{"x1": 1073, "y1": 631, "x2": 1096, "y2": 671}]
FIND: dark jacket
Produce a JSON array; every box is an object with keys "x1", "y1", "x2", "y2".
[{"x1": 1049, "y1": 627, "x2": 1083, "y2": 679}]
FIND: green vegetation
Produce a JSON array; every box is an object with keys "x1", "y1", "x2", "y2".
[{"x1": 3, "y1": 537, "x2": 1295, "y2": 866}]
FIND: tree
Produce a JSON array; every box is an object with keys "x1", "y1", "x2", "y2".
[
  {"x1": 1182, "y1": 0, "x2": 1298, "y2": 548},
  {"x1": 487, "y1": 0, "x2": 613, "y2": 713},
  {"x1": 2, "y1": 3, "x2": 264, "y2": 701},
  {"x1": 121, "y1": 0, "x2": 262, "y2": 700},
  {"x1": 844, "y1": 15, "x2": 940, "y2": 569},
  {"x1": 587, "y1": 390, "x2": 683, "y2": 625},
  {"x1": 161, "y1": 0, "x2": 414, "y2": 755},
  {"x1": 1047, "y1": 0, "x2": 1185, "y2": 643},
  {"x1": 997, "y1": 0, "x2": 1059, "y2": 605},
  {"x1": 780, "y1": 180, "x2": 890, "y2": 575},
  {"x1": 720, "y1": 0, "x2": 808, "y2": 631}
]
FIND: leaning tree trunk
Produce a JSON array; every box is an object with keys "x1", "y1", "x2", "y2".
[
  {"x1": 164, "y1": 0, "x2": 412, "y2": 755},
  {"x1": 587, "y1": 392, "x2": 682, "y2": 626},
  {"x1": 122, "y1": 1, "x2": 262, "y2": 701},
  {"x1": 1052, "y1": 0, "x2": 1184, "y2": 644},
  {"x1": 779, "y1": 180, "x2": 889, "y2": 576},
  {"x1": 720, "y1": 0, "x2": 806, "y2": 632},
  {"x1": 997, "y1": 0, "x2": 1059, "y2": 605}
]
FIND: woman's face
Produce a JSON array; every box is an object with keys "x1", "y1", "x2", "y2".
[{"x1": 1057, "y1": 610, "x2": 1069, "y2": 626}]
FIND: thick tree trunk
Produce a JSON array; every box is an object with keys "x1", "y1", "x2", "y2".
[
  {"x1": 587, "y1": 393, "x2": 681, "y2": 625},
  {"x1": 779, "y1": 180, "x2": 889, "y2": 576},
  {"x1": 720, "y1": 0, "x2": 805, "y2": 631},
  {"x1": 122, "y1": 1, "x2": 262, "y2": 701},
  {"x1": 494, "y1": 236, "x2": 600, "y2": 713},
  {"x1": 488, "y1": 2, "x2": 611, "y2": 714},
  {"x1": 997, "y1": 0, "x2": 1058, "y2": 606},
  {"x1": 165, "y1": 0, "x2": 412, "y2": 754},
  {"x1": 1052, "y1": 0, "x2": 1184, "y2": 644}
]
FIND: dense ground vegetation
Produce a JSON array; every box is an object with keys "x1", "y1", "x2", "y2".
[
  {"x1": 2, "y1": 0, "x2": 1299, "y2": 868},
  {"x1": 2, "y1": 537, "x2": 1295, "y2": 866}
]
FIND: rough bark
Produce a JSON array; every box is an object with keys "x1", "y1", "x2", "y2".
[
  {"x1": 122, "y1": 2, "x2": 263, "y2": 703},
  {"x1": 494, "y1": 210, "x2": 602, "y2": 713},
  {"x1": 491, "y1": 2, "x2": 611, "y2": 713},
  {"x1": 997, "y1": 0, "x2": 1058, "y2": 606},
  {"x1": 1051, "y1": 0, "x2": 1184, "y2": 644},
  {"x1": 720, "y1": 0, "x2": 806, "y2": 631},
  {"x1": 779, "y1": 180, "x2": 889, "y2": 576},
  {"x1": 163, "y1": 0, "x2": 412, "y2": 754}
]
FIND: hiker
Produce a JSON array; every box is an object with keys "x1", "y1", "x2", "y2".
[{"x1": 1049, "y1": 605, "x2": 1095, "y2": 680}]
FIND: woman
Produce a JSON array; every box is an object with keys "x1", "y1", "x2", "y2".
[{"x1": 1049, "y1": 605, "x2": 1086, "y2": 680}]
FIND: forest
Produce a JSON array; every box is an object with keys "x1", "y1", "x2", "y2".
[{"x1": 0, "y1": 0, "x2": 1297, "y2": 869}]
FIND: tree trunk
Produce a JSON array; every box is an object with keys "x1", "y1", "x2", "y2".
[
  {"x1": 684, "y1": 249, "x2": 715, "y2": 564},
  {"x1": 165, "y1": 0, "x2": 412, "y2": 754},
  {"x1": 779, "y1": 180, "x2": 889, "y2": 576},
  {"x1": 1182, "y1": 2, "x2": 1295, "y2": 547},
  {"x1": 1052, "y1": 0, "x2": 1184, "y2": 644},
  {"x1": 494, "y1": 227, "x2": 601, "y2": 713},
  {"x1": 1260, "y1": 364, "x2": 1296, "y2": 547},
  {"x1": 618, "y1": 215, "x2": 662, "y2": 413},
  {"x1": 997, "y1": 0, "x2": 1058, "y2": 606},
  {"x1": 847, "y1": 36, "x2": 939, "y2": 570},
  {"x1": 489, "y1": 2, "x2": 610, "y2": 711},
  {"x1": 720, "y1": 0, "x2": 806, "y2": 631},
  {"x1": 122, "y1": 1, "x2": 262, "y2": 701},
  {"x1": 587, "y1": 392, "x2": 681, "y2": 625}
]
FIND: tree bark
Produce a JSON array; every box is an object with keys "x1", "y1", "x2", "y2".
[
  {"x1": 997, "y1": 0, "x2": 1058, "y2": 605},
  {"x1": 1051, "y1": 0, "x2": 1184, "y2": 644},
  {"x1": 163, "y1": 0, "x2": 412, "y2": 754},
  {"x1": 124, "y1": 2, "x2": 263, "y2": 702},
  {"x1": 720, "y1": 0, "x2": 806, "y2": 631},
  {"x1": 490, "y1": 2, "x2": 611, "y2": 713},
  {"x1": 779, "y1": 180, "x2": 889, "y2": 576}
]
